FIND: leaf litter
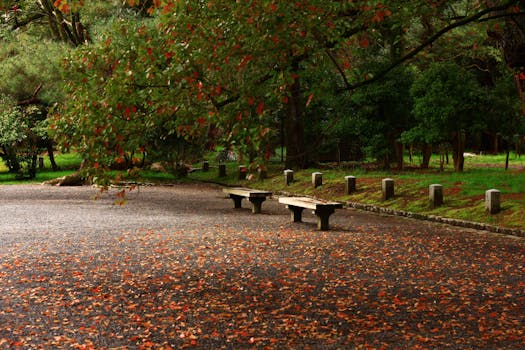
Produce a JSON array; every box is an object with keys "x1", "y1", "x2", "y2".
[{"x1": 0, "y1": 194, "x2": 523, "y2": 349}]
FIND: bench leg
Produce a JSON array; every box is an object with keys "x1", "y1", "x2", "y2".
[
  {"x1": 314, "y1": 208, "x2": 336, "y2": 231},
  {"x1": 249, "y1": 197, "x2": 266, "y2": 214},
  {"x1": 287, "y1": 205, "x2": 304, "y2": 222},
  {"x1": 229, "y1": 195, "x2": 243, "y2": 209}
]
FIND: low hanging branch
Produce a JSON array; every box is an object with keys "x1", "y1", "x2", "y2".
[
  {"x1": 17, "y1": 84, "x2": 43, "y2": 106},
  {"x1": 341, "y1": 0, "x2": 520, "y2": 91},
  {"x1": 10, "y1": 13, "x2": 46, "y2": 31}
]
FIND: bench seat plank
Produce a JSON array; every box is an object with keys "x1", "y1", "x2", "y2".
[
  {"x1": 278, "y1": 197, "x2": 342, "y2": 210},
  {"x1": 278, "y1": 197, "x2": 342, "y2": 230},
  {"x1": 223, "y1": 187, "x2": 272, "y2": 198},
  {"x1": 223, "y1": 187, "x2": 272, "y2": 214}
]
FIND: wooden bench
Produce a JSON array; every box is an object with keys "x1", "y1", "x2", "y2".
[
  {"x1": 223, "y1": 187, "x2": 273, "y2": 214},
  {"x1": 278, "y1": 196, "x2": 343, "y2": 230}
]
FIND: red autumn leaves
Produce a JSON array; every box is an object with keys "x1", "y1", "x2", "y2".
[{"x1": 0, "y1": 222, "x2": 523, "y2": 349}]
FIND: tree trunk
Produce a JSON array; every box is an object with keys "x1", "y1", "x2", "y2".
[
  {"x1": 382, "y1": 153, "x2": 391, "y2": 170},
  {"x1": 505, "y1": 148, "x2": 510, "y2": 170},
  {"x1": 392, "y1": 140, "x2": 404, "y2": 170},
  {"x1": 421, "y1": 143, "x2": 432, "y2": 168},
  {"x1": 46, "y1": 141, "x2": 58, "y2": 171},
  {"x1": 452, "y1": 130, "x2": 465, "y2": 172},
  {"x1": 493, "y1": 134, "x2": 499, "y2": 154},
  {"x1": 439, "y1": 144, "x2": 445, "y2": 172},
  {"x1": 29, "y1": 154, "x2": 37, "y2": 179},
  {"x1": 37, "y1": 0, "x2": 89, "y2": 46},
  {"x1": 284, "y1": 67, "x2": 306, "y2": 169}
]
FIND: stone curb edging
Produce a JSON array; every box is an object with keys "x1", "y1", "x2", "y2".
[
  {"x1": 345, "y1": 201, "x2": 525, "y2": 238},
  {"x1": 274, "y1": 190, "x2": 524, "y2": 238}
]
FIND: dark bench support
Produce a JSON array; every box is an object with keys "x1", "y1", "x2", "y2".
[
  {"x1": 229, "y1": 194, "x2": 244, "y2": 209},
  {"x1": 287, "y1": 205, "x2": 304, "y2": 222},
  {"x1": 223, "y1": 188, "x2": 272, "y2": 214},
  {"x1": 228, "y1": 195, "x2": 267, "y2": 213},
  {"x1": 279, "y1": 197, "x2": 342, "y2": 231},
  {"x1": 287, "y1": 205, "x2": 336, "y2": 230},
  {"x1": 314, "y1": 207, "x2": 336, "y2": 231},
  {"x1": 248, "y1": 197, "x2": 267, "y2": 214}
]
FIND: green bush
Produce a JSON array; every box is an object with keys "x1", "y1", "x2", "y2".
[{"x1": 0, "y1": 101, "x2": 48, "y2": 178}]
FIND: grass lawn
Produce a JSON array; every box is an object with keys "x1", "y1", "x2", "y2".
[
  {"x1": 188, "y1": 153, "x2": 525, "y2": 231},
  {"x1": 0, "y1": 153, "x2": 82, "y2": 184}
]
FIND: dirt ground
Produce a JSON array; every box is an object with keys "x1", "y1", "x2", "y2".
[{"x1": 0, "y1": 183, "x2": 523, "y2": 349}]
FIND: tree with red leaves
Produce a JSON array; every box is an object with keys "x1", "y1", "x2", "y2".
[{"x1": 53, "y1": 0, "x2": 523, "y2": 178}]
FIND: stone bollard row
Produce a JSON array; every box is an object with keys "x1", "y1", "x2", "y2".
[{"x1": 277, "y1": 169, "x2": 503, "y2": 215}]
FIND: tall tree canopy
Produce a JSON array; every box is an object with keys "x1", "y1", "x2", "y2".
[{"x1": 49, "y1": 0, "x2": 524, "y2": 177}]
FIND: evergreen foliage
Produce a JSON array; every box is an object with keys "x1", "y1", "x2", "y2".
[{"x1": 0, "y1": 0, "x2": 523, "y2": 178}]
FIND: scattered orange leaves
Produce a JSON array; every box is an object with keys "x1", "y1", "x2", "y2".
[{"x1": 0, "y1": 224, "x2": 523, "y2": 348}]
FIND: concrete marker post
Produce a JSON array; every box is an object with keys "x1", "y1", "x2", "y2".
[
  {"x1": 429, "y1": 184, "x2": 444, "y2": 208},
  {"x1": 218, "y1": 164, "x2": 226, "y2": 177},
  {"x1": 238, "y1": 166, "x2": 247, "y2": 180},
  {"x1": 382, "y1": 178, "x2": 394, "y2": 201},
  {"x1": 312, "y1": 172, "x2": 323, "y2": 188},
  {"x1": 485, "y1": 189, "x2": 501, "y2": 214},
  {"x1": 284, "y1": 169, "x2": 294, "y2": 186},
  {"x1": 345, "y1": 176, "x2": 356, "y2": 195}
]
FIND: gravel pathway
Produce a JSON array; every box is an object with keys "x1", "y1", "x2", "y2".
[
  {"x1": 0, "y1": 183, "x2": 523, "y2": 349},
  {"x1": 0, "y1": 183, "x2": 431, "y2": 249},
  {"x1": 0, "y1": 182, "x2": 472, "y2": 235}
]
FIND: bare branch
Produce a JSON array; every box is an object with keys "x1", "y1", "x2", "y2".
[{"x1": 17, "y1": 84, "x2": 43, "y2": 106}]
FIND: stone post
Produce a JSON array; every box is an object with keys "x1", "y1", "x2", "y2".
[
  {"x1": 312, "y1": 172, "x2": 323, "y2": 188},
  {"x1": 382, "y1": 178, "x2": 394, "y2": 201},
  {"x1": 218, "y1": 164, "x2": 226, "y2": 177},
  {"x1": 345, "y1": 176, "x2": 356, "y2": 195},
  {"x1": 238, "y1": 166, "x2": 247, "y2": 180},
  {"x1": 429, "y1": 184, "x2": 444, "y2": 208},
  {"x1": 202, "y1": 161, "x2": 209, "y2": 172},
  {"x1": 284, "y1": 169, "x2": 294, "y2": 186},
  {"x1": 257, "y1": 167, "x2": 267, "y2": 181},
  {"x1": 485, "y1": 189, "x2": 501, "y2": 214}
]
